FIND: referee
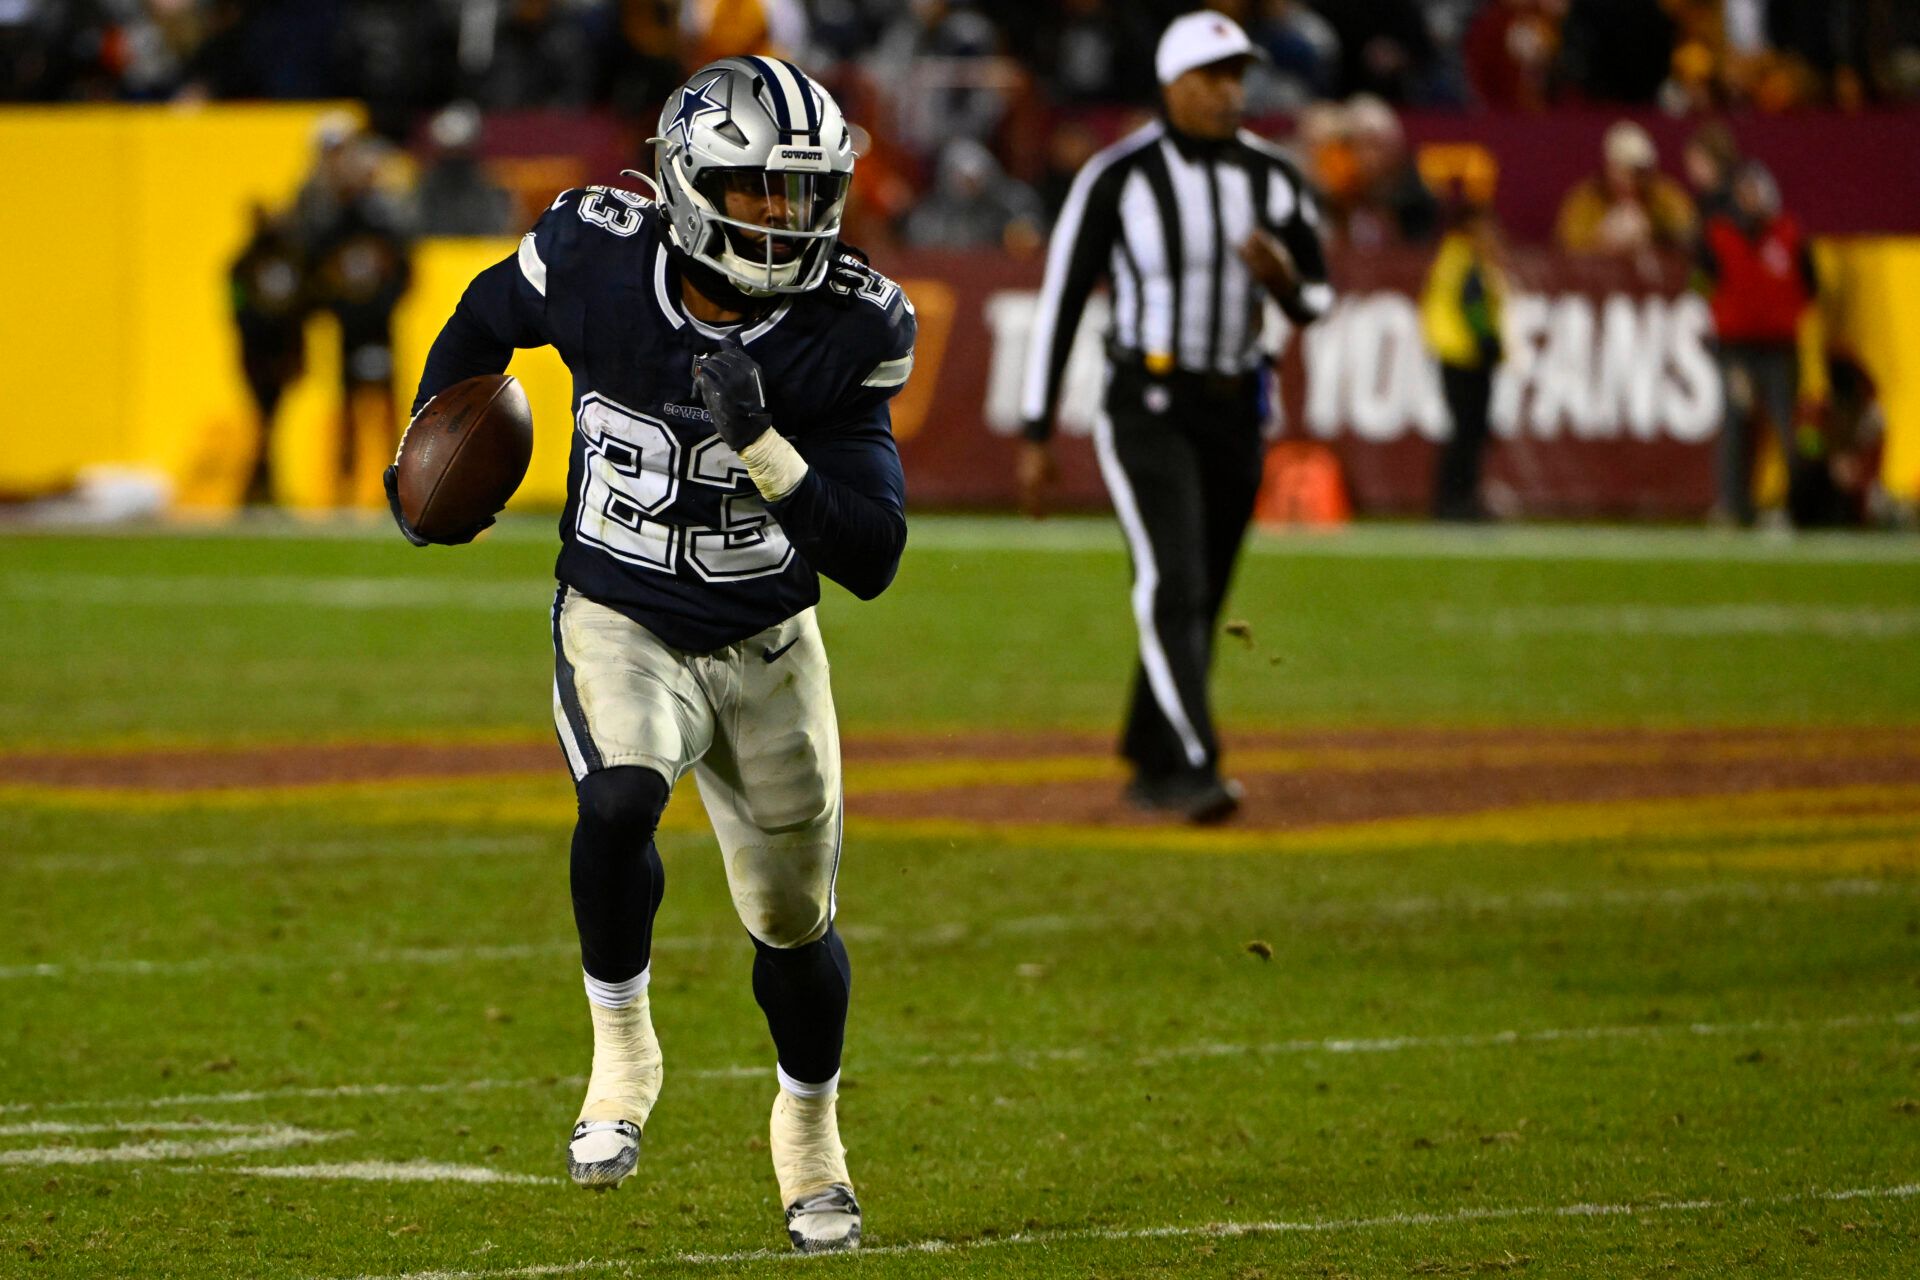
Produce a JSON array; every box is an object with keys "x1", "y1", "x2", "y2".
[{"x1": 1018, "y1": 10, "x2": 1332, "y2": 823}]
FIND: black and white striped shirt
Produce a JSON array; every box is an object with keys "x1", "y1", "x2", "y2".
[{"x1": 1020, "y1": 118, "x2": 1333, "y2": 440}]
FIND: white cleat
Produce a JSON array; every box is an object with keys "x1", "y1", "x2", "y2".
[
  {"x1": 568, "y1": 991, "x2": 662, "y2": 1191},
  {"x1": 567, "y1": 1118, "x2": 640, "y2": 1189},
  {"x1": 786, "y1": 1183, "x2": 862, "y2": 1253},
  {"x1": 770, "y1": 1084, "x2": 859, "y2": 1251}
]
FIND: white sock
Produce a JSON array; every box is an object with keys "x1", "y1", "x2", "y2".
[
  {"x1": 777, "y1": 1064, "x2": 839, "y2": 1100},
  {"x1": 584, "y1": 967, "x2": 648, "y2": 1010}
]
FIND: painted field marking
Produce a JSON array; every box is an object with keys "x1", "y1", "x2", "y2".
[
  {"x1": 10, "y1": 725, "x2": 1916, "y2": 802},
  {"x1": 842, "y1": 731, "x2": 1920, "y2": 796},
  {"x1": 1435, "y1": 603, "x2": 1920, "y2": 639},
  {"x1": 851, "y1": 781, "x2": 1920, "y2": 856},
  {"x1": 0, "y1": 1120, "x2": 280, "y2": 1137},
  {"x1": 313, "y1": 1179, "x2": 1920, "y2": 1279},
  {"x1": 218, "y1": 1160, "x2": 561, "y2": 1186},
  {"x1": 21, "y1": 834, "x2": 540, "y2": 875},
  {"x1": 7, "y1": 877, "x2": 1912, "y2": 985},
  {"x1": 0, "y1": 573, "x2": 537, "y2": 613},
  {"x1": 0, "y1": 941, "x2": 582, "y2": 981},
  {"x1": 0, "y1": 911, "x2": 1131, "y2": 982},
  {"x1": 0, "y1": 1122, "x2": 341, "y2": 1168},
  {"x1": 902, "y1": 517, "x2": 1920, "y2": 565},
  {"x1": 16, "y1": 512, "x2": 1920, "y2": 563},
  {"x1": 6, "y1": 1008, "x2": 1914, "y2": 1118},
  {"x1": 0, "y1": 1077, "x2": 587, "y2": 1118}
]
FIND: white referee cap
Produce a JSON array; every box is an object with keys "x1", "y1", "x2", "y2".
[{"x1": 1155, "y1": 10, "x2": 1265, "y2": 86}]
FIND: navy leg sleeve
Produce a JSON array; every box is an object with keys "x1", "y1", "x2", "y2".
[
  {"x1": 751, "y1": 926, "x2": 852, "y2": 1087},
  {"x1": 570, "y1": 766, "x2": 670, "y2": 983}
]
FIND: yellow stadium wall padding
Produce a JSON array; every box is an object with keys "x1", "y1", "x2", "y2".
[{"x1": 0, "y1": 104, "x2": 366, "y2": 503}]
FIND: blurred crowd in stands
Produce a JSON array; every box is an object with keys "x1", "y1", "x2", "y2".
[
  {"x1": 8, "y1": 2, "x2": 1920, "y2": 253},
  {"x1": 10, "y1": 1, "x2": 1920, "y2": 117}
]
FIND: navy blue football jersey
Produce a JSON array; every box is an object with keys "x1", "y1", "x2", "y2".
[{"x1": 413, "y1": 186, "x2": 914, "y2": 651}]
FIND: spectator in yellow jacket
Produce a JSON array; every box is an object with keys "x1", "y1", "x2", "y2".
[
  {"x1": 1422, "y1": 195, "x2": 1507, "y2": 521},
  {"x1": 1556, "y1": 121, "x2": 1695, "y2": 257}
]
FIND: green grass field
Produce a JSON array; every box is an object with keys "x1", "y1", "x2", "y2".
[{"x1": 3, "y1": 516, "x2": 1918, "y2": 1278}]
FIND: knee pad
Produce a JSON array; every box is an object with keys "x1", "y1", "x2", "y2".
[
  {"x1": 577, "y1": 765, "x2": 670, "y2": 835},
  {"x1": 739, "y1": 875, "x2": 832, "y2": 950}
]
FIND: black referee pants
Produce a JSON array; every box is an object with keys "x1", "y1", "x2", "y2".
[{"x1": 1094, "y1": 362, "x2": 1264, "y2": 783}]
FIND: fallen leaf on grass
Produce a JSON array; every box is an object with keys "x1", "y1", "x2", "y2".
[{"x1": 1245, "y1": 940, "x2": 1273, "y2": 960}]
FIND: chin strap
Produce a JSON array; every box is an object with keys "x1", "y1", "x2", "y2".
[{"x1": 670, "y1": 242, "x2": 774, "y2": 316}]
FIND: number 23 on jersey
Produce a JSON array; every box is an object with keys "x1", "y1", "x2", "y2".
[{"x1": 574, "y1": 393, "x2": 793, "y2": 583}]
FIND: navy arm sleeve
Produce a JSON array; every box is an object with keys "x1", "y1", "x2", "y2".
[
  {"x1": 410, "y1": 253, "x2": 549, "y2": 416},
  {"x1": 768, "y1": 406, "x2": 907, "y2": 601}
]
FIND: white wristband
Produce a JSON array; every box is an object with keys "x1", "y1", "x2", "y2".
[{"x1": 739, "y1": 430, "x2": 810, "y2": 502}]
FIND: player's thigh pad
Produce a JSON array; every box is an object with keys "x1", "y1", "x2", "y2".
[
  {"x1": 553, "y1": 589, "x2": 713, "y2": 784},
  {"x1": 694, "y1": 609, "x2": 843, "y2": 948}
]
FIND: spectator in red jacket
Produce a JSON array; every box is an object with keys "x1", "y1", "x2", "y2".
[{"x1": 1700, "y1": 160, "x2": 1819, "y2": 526}]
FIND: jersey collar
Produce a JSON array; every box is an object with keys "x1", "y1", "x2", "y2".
[{"x1": 652, "y1": 243, "x2": 794, "y2": 344}]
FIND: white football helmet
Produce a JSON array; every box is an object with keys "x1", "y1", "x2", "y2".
[{"x1": 652, "y1": 57, "x2": 855, "y2": 295}]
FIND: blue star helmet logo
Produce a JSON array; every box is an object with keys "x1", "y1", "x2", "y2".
[{"x1": 666, "y1": 73, "x2": 729, "y2": 150}]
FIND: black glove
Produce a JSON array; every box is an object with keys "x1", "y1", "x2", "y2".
[
  {"x1": 690, "y1": 341, "x2": 774, "y2": 452},
  {"x1": 383, "y1": 464, "x2": 493, "y2": 547}
]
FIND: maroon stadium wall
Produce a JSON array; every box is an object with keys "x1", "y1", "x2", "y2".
[{"x1": 886, "y1": 246, "x2": 1719, "y2": 519}]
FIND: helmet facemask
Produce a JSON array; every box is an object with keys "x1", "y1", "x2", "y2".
[
  {"x1": 683, "y1": 165, "x2": 849, "y2": 294},
  {"x1": 654, "y1": 57, "x2": 858, "y2": 297}
]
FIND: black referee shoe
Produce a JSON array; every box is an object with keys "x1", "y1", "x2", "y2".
[{"x1": 1126, "y1": 772, "x2": 1243, "y2": 824}]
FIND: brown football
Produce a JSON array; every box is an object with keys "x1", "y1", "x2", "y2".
[{"x1": 394, "y1": 374, "x2": 534, "y2": 541}]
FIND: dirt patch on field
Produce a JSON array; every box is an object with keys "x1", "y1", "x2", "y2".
[{"x1": 4, "y1": 726, "x2": 1917, "y2": 835}]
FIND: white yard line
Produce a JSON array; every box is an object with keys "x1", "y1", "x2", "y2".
[
  {"x1": 6, "y1": 1008, "x2": 1914, "y2": 1118},
  {"x1": 0, "y1": 942, "x2": 582, "y2": 981},
  {"x1": 1433, "y1": 603, "x2": 1920, "y2": 638},
  {"x1": 315, "y1": 1180, "x2": 1920, "y2": 1279},
  {"x1": 21, "y1": 835, "x2": 540, "y2": 875},
  {"x1": 910, "y1": 518, "x2": 1920, "y2": 564},
  {"x1": 0, "y1": 1124, "x2": 341, "y2": 1167},
  {"x1": 0, "y1": 573, "x2": 538, "y2": 612},
  {"x1": 0, "y1": 1120, "x2": 277, "y2": 1136},
  {"x1": 0, "y1": 1077, "x2": 586, "y2": 1117},
  {"x1": 6, "y1": 877, "x2": 1908, "y2": 983},
  {"x1": 220, "y1": 1160, "x2": 561, "y2": 1186},
  {"x1": 11, "y1": 514, "x2": 1920, "y2": 564}
]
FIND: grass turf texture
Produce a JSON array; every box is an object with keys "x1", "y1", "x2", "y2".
[{"x1": 3, "y1": 516, "x2": 1919, "y2": 1277}]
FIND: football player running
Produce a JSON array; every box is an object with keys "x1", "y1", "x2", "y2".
[{"x1": 392, "y1": 58, "x2": 913, "y2": 1253}]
